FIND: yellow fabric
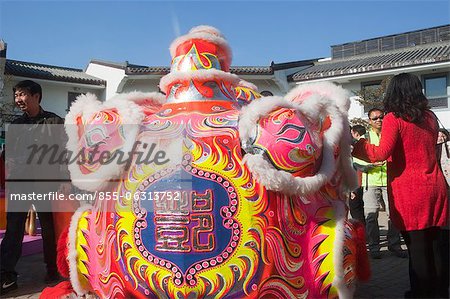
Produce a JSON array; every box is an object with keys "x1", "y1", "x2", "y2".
[{"x1": 361, "y1": 129, "x2": 387, "y2": 187}]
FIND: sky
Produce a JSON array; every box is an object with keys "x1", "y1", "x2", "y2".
[{"x1": 0, "y1": 0, "x2": 449, "y2": 70}]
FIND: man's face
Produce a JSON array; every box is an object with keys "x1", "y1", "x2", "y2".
[
  {"x1": 369, "y1": 110, "x2": 383, "y2": 130},
  {"x1": 14, "y1": 89, "x2": 40, "y2": 114}
]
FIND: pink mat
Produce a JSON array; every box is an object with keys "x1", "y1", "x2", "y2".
[{"x1": 0, "y1": 229, "x2": 43, "y2": 256}]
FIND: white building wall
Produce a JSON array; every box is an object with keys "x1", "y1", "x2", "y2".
[
  {"x1": 238, "y1": 77, "x2": 284, "y2": 96},
  {"x1": 295, "y1": 68, "x2": 450, "y2": 128},
  {"x1": 85, "y1": 63, "x2": 125, "y2": 100}
]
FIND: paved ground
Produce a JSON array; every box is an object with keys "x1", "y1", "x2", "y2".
[
  {"x1": 2, "y1": 211, "x2": 410, "y2": 299},
  {"x1": 354, "y1": 211, "x2": 409, "y2": 299}
]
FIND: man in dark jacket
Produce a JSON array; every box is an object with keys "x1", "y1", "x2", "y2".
[{"x1": 1, "y1": 80, "x2": 63, "y2": 295}]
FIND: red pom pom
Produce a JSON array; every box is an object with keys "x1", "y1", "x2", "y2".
[{"x1": 56, "y1": 226, "x2": 70, "y2": 278}]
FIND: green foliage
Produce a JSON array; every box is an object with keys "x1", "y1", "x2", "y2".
[
  {"x1": 0, "y1": 100, "x2": 17, "y2": 129},
  {"x1": 350, "y1": 76, "x2": 392, "y2": 130},
  {"x1": 349, "y1": 117, "x2": 369, "y2": 130},
  {"x1": 354, "y1": 76, "x2": 392, "y2": 111},
  {"x1": 0, "y1": 74, "x2": 19, "y2": 130}
]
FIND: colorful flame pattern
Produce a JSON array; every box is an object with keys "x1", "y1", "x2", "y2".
[
  {"x1": 251, "y1": 108, "x2": 323, "y2": 177},
  {"x1": 72, "y1": 101, "x2": 360, "y2": 298},
  {"x1": 235, "y1": 86, "x2": 261, "y2": 107}
]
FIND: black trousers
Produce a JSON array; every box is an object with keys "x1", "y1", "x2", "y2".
[
  {"x1": 0, "y1": 210, "x2": 57, "y2": 277},
  {"x1": 349, "y1": 187, "x2": 365, "y2": 225},
  {"x1": 402, "y1": 227, "x2": 449, "y2": 298}
]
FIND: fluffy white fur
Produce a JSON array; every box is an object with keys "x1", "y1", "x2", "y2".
[
  {"x1": 240, "y1": 86, "x2": 358, "y2": 296},
  {"x1": 285, "y1": 81, "x2": 351, "y2": 114},
  {"x1": 237, "y1": 80, "x2": 258, "y2": 91},
  {"x1": 339, "y1": 124, "x2": 359, "y2": 192},
  {"x1": 239, "y1": 94, "x2": 346, "y2": 196},
  {"x1": 331, "y1": 201, "x2": 356, "y2": 299},
  {"x1": 189, "y1": 25, "x2": 225, "y2": 38},
  {"x1": 67, "y1": 204, "x2": 92, "y2": 296},
  {"x1": 108, "y1": 91, "x2": 166, "y2": 106},
  {"x1": 169, "y1": 25, "x2": 232, "y2": 67},
  {"x1": 289, "y1": 82, "x2": 357, "y2": 191},
  {"x1": 159, "y1": 69, "x2": 240, "y2": 95},
  {"x1": 65, "y1": 92, "x2": 163, "y2": 191}
]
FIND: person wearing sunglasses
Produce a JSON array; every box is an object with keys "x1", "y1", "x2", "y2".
[
  {"x1": 353, "y1": 73, "x2": 449, "y2": 298},
  {"x1": 358, "y1": 108, "x2": 405, "y2": 260}
]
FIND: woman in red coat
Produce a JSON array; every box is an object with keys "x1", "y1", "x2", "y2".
[{"x1": 353, "y1": 73, "x2": 449, "y2": 298}]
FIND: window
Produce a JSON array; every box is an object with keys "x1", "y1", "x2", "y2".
[
  {"x1": 424, "y1": 74, "x2": 448, "y2": 109},
  {"x1": 67, "y1": 92, "x2": 83, "y2": 111}
]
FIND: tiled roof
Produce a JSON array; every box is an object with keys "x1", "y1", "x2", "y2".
[
  {"x1": 90, "y1": 59, "x2": 275, "y2": 76},
  {"x1": 230, "y1": 66, "x2": 273, "y2": 75},
  {"x1": 124, "y1": 65, "x2": 273, "y2": 75},
  {"x1": 126, "y1": 66, "x2": 170, "y2": 75},
  {"x1": 5, "y1": 59, "x2": 106, "y2": 86},
  {"x1": 290, "y1": 42, "x2": 450, "y2": 82},
  {"x1": 271, "y1": 59, "x2": 319, "y2": 71}
]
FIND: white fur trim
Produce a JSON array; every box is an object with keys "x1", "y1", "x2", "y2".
[
  {"x1": 339, "y1": 125, "x2": 358, "y2": 191},
  {"x1": 331, "y1": 201, "x2": 356, "y2": 299},
  {"x1": 287, "y1": 82, "x2": 357, "y2": 191},
  {"x1": 189, "y1": 25, "x2": 225, "y2": 38},
  {"x1": 285, "y1": 81, "x2": 351, "y2": 116},
  {"x1": 67, "y1": 204, "x2": 92, "y2": 296},
  {"x1": 237, "y1": 80, "x2": 258, "y2": 91},
  {"x1": 65, "y1": 92, "x2": 160, "y2": 191},
  {"x1": 239, "y1": 94, "x2": 345, "y2": 196},
  {"x1": 169, "y1": 26, "x2": 232, "y2": 65},
  {"x1": 108, "y1": 91, "x2": 166, "y2": 106},
  {"x1": 159, "y1": 69, "x2": 240, "y2": 95},
  {"x1": 286, "y1": 82, "x2": 357, "y2": 191}
]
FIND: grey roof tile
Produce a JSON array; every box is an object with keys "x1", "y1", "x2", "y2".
[
  {"x1": 126, "y1": 66, "x2": 170, "y2": 75},
  {"x1": 290, "y1": 42, "x2": 450, "y2": 82},
  {"x1": 5, "y1": 59, "x2": 106, "y2": 86},
  {"x1": 125, "y1": 65, "x2": 273, "y2": 75}
]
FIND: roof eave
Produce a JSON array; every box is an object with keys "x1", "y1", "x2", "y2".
[{"x1": 292, "y1": 60, "x2": 450, "y2": 83}]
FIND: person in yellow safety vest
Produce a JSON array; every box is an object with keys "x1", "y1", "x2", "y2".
[{"x1": 361, "y1": 108, "x2": 406, "y2": 259}]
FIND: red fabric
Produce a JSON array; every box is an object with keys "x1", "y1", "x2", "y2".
[
  {"x1": 352, "y1": 220, "x2": 371, "y2": 282},
  {"x1": 56, "y1": 226, "x2": 70, "y2": 278},
  {"x1": 39, "y1": 281, "x2": 74, "y2": 299},
  {"x1": 353, "y1": 111, "x2": 448, "y2": 231},
  {"x1": 0, "y1": 155, "x2": 5, "y2": 189}
]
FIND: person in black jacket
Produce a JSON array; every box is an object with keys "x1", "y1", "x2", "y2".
[
  {"x1": 0, "y1": 80, "x2": 64, "y2": 295},
  {"x1": 349, "y1": 125, "x2": 367, "y2": 224}
]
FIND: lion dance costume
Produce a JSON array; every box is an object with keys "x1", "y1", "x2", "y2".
[{"x1": 42, "y1": 26, "x2": 369, "y2": 299}]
